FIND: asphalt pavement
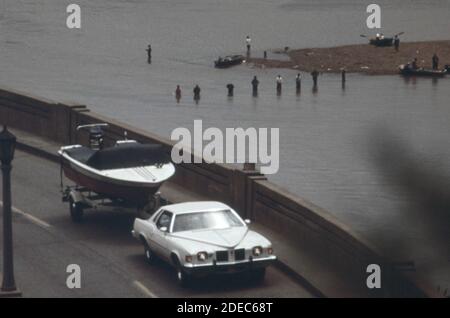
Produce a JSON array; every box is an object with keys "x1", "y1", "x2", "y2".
[{"x1": 0, "y1": 150, "x2": 312, "y2": 297}]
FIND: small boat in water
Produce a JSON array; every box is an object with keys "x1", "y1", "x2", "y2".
[
  {"x1": 58, "y1": 124, "x2": 175, "y2": 206},
  {"x1": 214, "y1": 55, "x2": 245, "y2": 68},
  {"x1": 399, "y1": 64, "x2": 447, "y2": 77},
  {"x1": 369, "y1": 37, "x2": 393, "y2": 47}
]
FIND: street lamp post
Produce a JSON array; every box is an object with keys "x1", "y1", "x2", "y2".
[{"x1": 0, "y1": 126, "x2": 21, "y2": 297}]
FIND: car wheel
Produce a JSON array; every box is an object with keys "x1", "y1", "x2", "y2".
[
  {"x1": 174, "y1": 260, "x2": 191, "y2": 287},
  {"x1": 252, "y1": 268, "x2": 266, "y2": 283},
  {"x1": 69, "y1": 198, "x2": 83, "y2": 223},
  {"x1": 142, "y1": 240, "x2": 154, "y2": 264}
]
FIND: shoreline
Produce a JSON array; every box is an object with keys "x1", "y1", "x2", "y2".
[{"x1": 247, "y1": 40, "x2": 450, "y2": 75}]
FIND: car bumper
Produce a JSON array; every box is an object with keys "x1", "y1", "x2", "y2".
[{"x1": 182, "y1": 255, "x2": 277, "y2": 276}]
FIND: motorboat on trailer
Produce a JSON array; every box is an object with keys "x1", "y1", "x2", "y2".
[{"x1": 58, "y1": 124, "x2": 175, "y2": 207}]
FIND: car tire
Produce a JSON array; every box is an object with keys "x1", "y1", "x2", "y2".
[
  {"x1": 252, "y1": 268, "x2": 266, "y2": 283},
  {"x1": 174, "y1": 259, "x2": 191, "y2": 288},
  {"x1": 176, "y1": 267, "x2": 191, "y2": 288},
  {"x1": 142, "y1": 240, "x2": 155, "y2": 264},
  {"x1": 69, "y1": 198, "x2": 84, "y2": 223}
]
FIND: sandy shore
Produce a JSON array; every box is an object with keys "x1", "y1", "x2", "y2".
[{"x1": 248, "y1": 40, "x2": 450, "y2": 75}]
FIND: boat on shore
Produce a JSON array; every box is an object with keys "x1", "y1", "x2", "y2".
[
  {"x1": 214, "y1": 55, "x2": 245, "y2": 68},
  {"x1": 399, "y1": 64, "x2": 447, "y2": 77},
  {"x1": 58, "y1": 125, "x2": 175, "y2": 206}
]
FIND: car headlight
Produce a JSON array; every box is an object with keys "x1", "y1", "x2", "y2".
[
  {"x1": 252, "y1": 246, "x2": 263, "y2": 256},
  {"x1": 197, "y1": 251, "x2": 208, "y2": 262},
  {"x1": 185, "y1": 255, "x2": 193, "y2": 263}
]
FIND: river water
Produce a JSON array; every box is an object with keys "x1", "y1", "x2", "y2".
[{"x1": 1, "y1": 0, "x2": 449, "y2": 290}]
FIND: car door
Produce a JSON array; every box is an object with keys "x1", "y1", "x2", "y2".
[
  {"x1": 143, "y1": 208, "x2": 162, "y2": 244},
  {"x1": 152, "y1": 210, "x2": 173, "y2": 261}
]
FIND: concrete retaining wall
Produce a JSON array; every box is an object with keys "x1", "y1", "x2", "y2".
[{"x1": 0, "y1": 87, "x2": 434, "y2": 297}]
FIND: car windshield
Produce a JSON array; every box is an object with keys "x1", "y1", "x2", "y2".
[{"x1": 172, "y1": 210, "x2": 244, "y2": 232}]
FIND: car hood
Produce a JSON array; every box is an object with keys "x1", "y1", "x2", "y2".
[{"x1": 171, "y1": 227, "x2": 249, "y2": 248}]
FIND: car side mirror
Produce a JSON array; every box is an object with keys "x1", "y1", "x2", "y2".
[
  {"x1": 244, "y1": 219, "x2": 251, "y2": 224},
  {"x1": 160, "y1": 226, "x2": 168, "y2": 233}
]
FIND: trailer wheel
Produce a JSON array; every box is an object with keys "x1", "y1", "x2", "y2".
[{"x1": 69, "y1": 198, "x2": 84, "y2": 223}]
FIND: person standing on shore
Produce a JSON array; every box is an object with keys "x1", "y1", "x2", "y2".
[
  {"x1": 175, "y1": 85, "x2": 181, "y2": 103},
  {"x1": 432, "y1": 53, "x2": 439, "y2": 70},
  {"x1": 295, "y1": 73, "x2": 301, "y2": 94},
  {"x1": 276, "y1": 75, "x2": 283, "y2": 95},
  {"x1": 246, "y1": 36, "x2": 251, "y2": 55},
  {"x1": 394, "y1": 35, "x2": 400, "y2": 52},
  {"x1": 251, "y1": 76, "x2": 259, "y2": 97},
  {"x1": 146, "y1": 45, "x2": 152, "y2": 64},
  {"x1": 193, "y1": 85, "x2": 201, "y2": 103},
  {"x1": 311, "y1": 70, "x2": 319, "y2": 88}
]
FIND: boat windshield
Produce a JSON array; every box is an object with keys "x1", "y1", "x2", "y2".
[{"x1": 172, "y1": 210, "x2": 244, "y2": 232}]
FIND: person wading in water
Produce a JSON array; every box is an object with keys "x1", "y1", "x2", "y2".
[
  {"x1": 251, "y1": 76, "x2": 259, "y2": 97},
  {"x1": 175, "y1": 85, "x2": 181, "y2": 103},
  {"x1": 311, "y1": 70, "x2": 319, "y2": 88},
  {"x1": 246, "y1": 36, "x2": 251, "y2": 56},
  {"x1": 193, "y1": 85, "x2": 201, "y2": 103},
  {"x1": 276, "y1": 75, "x2": 283, "y2": 96},
  {"x1": 146, "y1": 45, "x2": 152, "y2": 64},
  {"x1": 295, "y1": 73, "x2": 301, "y2": 94},
  {"x1": 227, "y1": 83, "x2": 234, "y2": 97}
]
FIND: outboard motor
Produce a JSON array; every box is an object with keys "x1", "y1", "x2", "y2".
[
  {"x1": 88, "y1": 126, "x2": 105, "y2": 150},
  {"x1": 76, "y1": 123, "x2": 109, "y2": 150}
]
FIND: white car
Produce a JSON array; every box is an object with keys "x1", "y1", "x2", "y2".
[{"x1": 132, "y1": 201, "x2": 276, "y2": 286}]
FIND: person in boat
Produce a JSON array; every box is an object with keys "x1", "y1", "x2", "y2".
[
  {"x1": 375, "y1": 33, "x2": 384, "y2": 41},
  {"x1": 251, "y1": 76, "x2": 259, "y2": 96},
  {"x1": 175, "y1": 85, "x2": 181, "y2": 103},
  {"x1": 296, "y1": 73, "x2": 301, "y2": 92},
  {"x1": 146, "y1": 45, "x2": 152, "y2": 64},
  {"x1": 276, "y1": 75, "x2": 283, "y2": 95},
  {"x1": 394, "y1": 35, "x2": 400, "y2": 52},
  {"x1": 411, "y1": 58, "x2": 418, "y2": 70},
  {"x1": 193, "y1": 85, "x2": 201, "y2": 101},
  {"x1": 227, "y1": 83, "x2": 234, "y2": 97},
  {"x1": 311, "y1": 70, "x2": 319, "y2": 87},
  {"x1": 432, "y1": 53, "x2": 439, "y2": 70},
  {"x1": 246, "y1": 36, "x2": 251, "y2": 54}
]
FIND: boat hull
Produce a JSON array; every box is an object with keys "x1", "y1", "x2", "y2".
[
  {"x1": 61, "y1": 157, "x2": 162, "y2": 206},
  {"x1": 369, "y1": 38, "x2": 393, "y2": 47},
  {"x1": 214, "y1": 55, "x2": 245, "y2": 68},
  {"x1": 399, "y1": 65, "x2": 447, "y2": 77}
]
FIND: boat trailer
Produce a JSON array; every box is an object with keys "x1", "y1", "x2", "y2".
[{"x1": 61, "y1": 183, "x2": 167, "y2": 223}]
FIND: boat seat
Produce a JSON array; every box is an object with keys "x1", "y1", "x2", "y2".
[{"x1": 64, "y1": 146, "x2": 96, "y2": 164}]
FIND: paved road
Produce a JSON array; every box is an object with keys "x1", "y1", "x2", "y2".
[{"x1": 0, "y1": 151, "x2": 312, "y2": 297}]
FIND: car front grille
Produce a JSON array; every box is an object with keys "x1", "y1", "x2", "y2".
[
  {"x1": 216, "y1": 251, "x2": 229, "y2": 262},
  {"x1": 234, "y1": 248, "x2": 246, "y2": 261}
]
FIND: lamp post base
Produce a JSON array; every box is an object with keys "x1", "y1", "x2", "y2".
[{"x1": 0, "y1": 289, "x2": 22, "y2": 297}]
